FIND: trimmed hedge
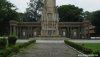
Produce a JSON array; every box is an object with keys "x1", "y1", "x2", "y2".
[
  {"x1": 93, "y1": 51, "x2": 100, "y2": 57},
  {"x1": 64, "y1": 40, "x2": 92, "y2": 54},
  {"x1": 0, "y1": 40, "x2": 36, "y2": 57},
  {"x1": 0, "y1": 38, "x2": 7, "y2": 49},
  {"x1": 8, "y1": 36, "x2": 17, "y2": 46}
]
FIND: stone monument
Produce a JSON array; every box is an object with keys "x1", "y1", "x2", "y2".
[
  {"x1": 9, "y1": 0, "x2": 94, "y2": 39},
  {"x1": 41, "y1": 0, "x2": 59, "y2": 36}
]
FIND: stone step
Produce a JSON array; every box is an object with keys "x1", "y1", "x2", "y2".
[
  {"x1": 36, "y1": 40, "x2": 64, "y2": 43},
  {"x1": 30, "y1": 37, "x2": 69, "y2": 40}
]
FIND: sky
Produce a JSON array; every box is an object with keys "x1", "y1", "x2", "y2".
[{"x1": 8, "y1": 0, "x2": 100, "y2": 13}]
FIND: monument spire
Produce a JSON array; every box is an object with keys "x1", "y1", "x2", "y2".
[{"x1": 41, "y1": 0, "x2": 59, "y2": 36}]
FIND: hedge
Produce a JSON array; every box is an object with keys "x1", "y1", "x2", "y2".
[
  {"x1": 93, "y1": 50, "x2": 100, "y2": 57},
  {"x1": 8, "y1": 36, "x2": 17, "y2": 46},
  {"x1": 0, "y1": 40, "x2": 36, "y2": 57},
  {"x1": 0, "y1": 38, "x2": 7, "y2": 49},
  {"x1": 64, "y1": 40, "x2": 92, "y2": 54}
]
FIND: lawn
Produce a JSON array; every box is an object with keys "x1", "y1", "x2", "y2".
[{"x1": 80, "y1": 43, "x2": 100, "y2": 52}]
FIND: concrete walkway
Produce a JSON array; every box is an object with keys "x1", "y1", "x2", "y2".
[
  {"x1": 69, "y1": 40, "x2": 100, "y2": 43},
  {"x1": 12, "y1": 42, "x2": 81, "y2": 57}
]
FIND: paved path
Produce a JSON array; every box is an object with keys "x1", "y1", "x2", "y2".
[
  {"x1": 69, "y1": 40, "x2": 100, "y2": 43},
  {"x1": 12, "y1": 42, "x2": 81, "y2": 57}
]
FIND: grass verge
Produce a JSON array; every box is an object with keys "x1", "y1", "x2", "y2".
[{"x1": 0, "y1": 40, "x2": 36, "y2": 57}]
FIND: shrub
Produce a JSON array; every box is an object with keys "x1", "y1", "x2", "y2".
[
  {"x1": 64, "y1": 40, "x2": 92, "y2": 54},
  {"x1": 0, "y1": 40, "x2": 36, "y2": 57},
  {"x1": 0, "y1": 38, "x2": 7, "y2": 49},
  {"x1": 83, "y1": 48, "x2": 92, "y2": 54},
  {"x1": 8, "y1": 36, "x2": 17, "y2": 46},
  {"x1": 93, "y1": 50, "x2": 100, "y2": 57}
]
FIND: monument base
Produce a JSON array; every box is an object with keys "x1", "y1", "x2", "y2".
[{"x1": 39, "y1": 35, "x2": 61, "y2": 37}]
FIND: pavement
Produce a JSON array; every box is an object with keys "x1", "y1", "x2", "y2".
[
  {"x1": 17, "y1": 40, "x2": 30, "y2": 43},
  {"x1": 13, "y1": 37, "x2": 100, "y2": 57},
  {"x1": 69, "y1": 40, "x2": 100, "y2": 43},
  {"x1": 12, "y1": 41, "x2": 82, "y2": 57}
]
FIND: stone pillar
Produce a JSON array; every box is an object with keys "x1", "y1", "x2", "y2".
[
  {"x1": 31, "y1": 26, "x2": 32, "y2": 37},
  {"x1": 65, "y1": 28, "x2": 67, "y2": 37},
  {"x1": 78, "y1": 27, "x2": 80, "y2": 39},
  {"x1": 27, "y1": 26, "x2": 29, "y2": 38},
  {"x1": 12, "y1": 25, "x2": 16, "y2": 35},
  {"x1": 67, "y1": 27, "x2": 69, "y2": 38},
  {"x1": 82, "y1": 27, "x2": 86, "y2": 38},
  {"x1": 87, "y1": 26, "x2": 90, "y2": 38},
  {"x1": 79, "y1": 27, "x2": 81, "y2": 38},
  {"x1": 80, "y1": 27, "x2": 82, "y2": 38},
  {"x1": 69, "y1": 27, "x2": 70, "y2": 38},
  {"x1": 19, "y1": 26, "x2": 21, "y2": 38},
  {"x1": 10, "y1": 25, "x2": 12, "y2": 35},
  {"x1": 70, "y1": 27, "x2": 73, "y2": 38},
  {"x1": 81, "y1": 27, "x2": 84, "y2": 38},
  {"x1": 16, "y1": 26, "x2": 18, "y2": 38}
]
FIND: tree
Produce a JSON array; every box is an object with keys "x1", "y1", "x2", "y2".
[
  {"x1": 57, "y1": 5, "x2": 83, "y2": 22},
  {"x1": 0, "y1": 0, "x2": 18, "y2": 36},
  {"x1": 83, "y1": 11, "x2": 92, "y2": 21},
  {"x1": 91, "y1": 10, "x2": 100, "y2": 35},
  {"x1": 23, "y1": 0, "x2": 44, "y2": 22}
]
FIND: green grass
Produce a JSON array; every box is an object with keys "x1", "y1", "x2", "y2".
[{"x1": 80, "y1": 43, "x2": 100, "y2": 52}]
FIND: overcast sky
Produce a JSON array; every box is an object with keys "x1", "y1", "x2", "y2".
[{"x1": 8, "y1": 0, "x2": 100, "y2": 13}]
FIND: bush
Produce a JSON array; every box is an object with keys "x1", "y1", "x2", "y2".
[
  {"x1": 83, "y1": 48, "x2": 92, "y2": 54},
  {"x1": 64, "y1": 40, "x2": 92, "y2": 54},
  {"x1": 8, "y1": 36, "x2": 17, "y2": 46},
  {"x1": 0, "y1": 38, "x2": 7, "y2": 49},
  {"x1": 93, "y1": 50, "x2": 100, "y2": 57},
  {"x1": 0, "y1": 40, "x2": 36, "y2": 57}
]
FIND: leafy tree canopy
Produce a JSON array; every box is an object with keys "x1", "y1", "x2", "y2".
[
  {"x1": 23, "y1": 0, "x2": 44, "y2": 22},
  {"x1": 57, "y1": 5, "x2": 83, "y2": 22},
  {"x1": 91, "y1": 10, "x2": 100, "y2": 34},
  {"x1": 91, "y1": 10, "x2": 100, "y2": 26},
  {"x1": 0, "y1": 0, "x2": 18, "y2": 36}
]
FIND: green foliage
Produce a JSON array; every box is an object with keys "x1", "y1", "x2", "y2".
[
  {"x1": 91, "y1": 10, "x2": 100, "y2": 34},
  {"x1": 83, "y1": 11, "x2": 92, "y2": 20},
  {"x1": 84, "y1": 10, "x2": 100, "y2": 35},
  {"x1": 8, "y1": 36, "x2": 17, "y2": 46},
  {"x1": 0, "y1": 40, "x2": 36, "y2": 57},
  {"x1": 64, "y1": 40, "x2": 92, "y2": 54},
  {"x1": 0, "y1": 0, "x2": 18, "y2": 36},
  {"x1": 91, "y1": 11, "x2": 100, "y2": 26},
  {"x1": 93, "y1": 50, "x2": 100, "y2": 57},
  {"x1": 80, "y1": 43, "x2": 100, "y2": 51},
  {"x1": 23, "y1": 0, "x2": 44, "y2": 22},
  {"x1": 57, "y1": 5, "x2": 83, "y2": 22},
  {"x1": 0, "y1": 38, "x2": 7, "y2": 49}
]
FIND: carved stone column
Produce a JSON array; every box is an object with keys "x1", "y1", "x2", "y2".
[
  {"x1": 10, "y1": 25, "x2": 12, "y2": 35},
  {"x1": 16, "y1": 26, "x2": 18, "y2": 38},
  {"x1": 67, "y1": 27, "x2": 70, "y2": 38},
  {"x1": 19, "y1": 26, "x2": 21, "y2": 38},
  {"x1": 13, "y1": 25, "x2": 16, "y2": 35},
  {"x1": 30, "y1": 26, "x2": 32, "y2": 37}
]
